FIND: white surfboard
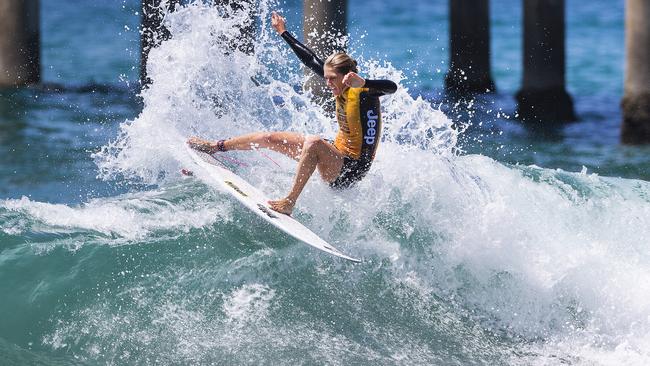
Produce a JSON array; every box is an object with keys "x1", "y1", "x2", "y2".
[{"x1": 185, "y1": 145, "x2": 361, "y2": 263}]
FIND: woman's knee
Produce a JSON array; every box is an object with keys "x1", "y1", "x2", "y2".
[{"x1": 302, "y1": 135, "x2": 326, "y2": 152}]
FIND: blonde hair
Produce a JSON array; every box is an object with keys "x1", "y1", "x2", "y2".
[{"x1": 324, "y1": 53, "x2": 358, "y2": 75}]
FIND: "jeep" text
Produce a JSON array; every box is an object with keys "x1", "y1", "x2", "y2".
[{"x1": 364, "y1": 110, "x2": 378, "y2": 144}]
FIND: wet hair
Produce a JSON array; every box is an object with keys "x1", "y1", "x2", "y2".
[{"x1": 324, "y1": 53, "x2": 358, "y2": 75}]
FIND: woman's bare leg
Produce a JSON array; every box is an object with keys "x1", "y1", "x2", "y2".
[
  {"x1": 189, "y1": 134, "x2": 344, "y2": 215},
  {"x1": 188, "y1": 132, "x2": 305, "y2": 160},
  {"x1": 268, "y1": 136, "x2": 344, "y2": 215},
  {"x1": 224, "y1": 132, "x2": 308, "y2": 160}
]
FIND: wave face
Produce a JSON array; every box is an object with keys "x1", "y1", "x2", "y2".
[{"x1": 1, "y1": 1, "x2": 650, "y2": 365}]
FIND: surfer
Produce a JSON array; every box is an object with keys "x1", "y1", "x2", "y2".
[{"x1": 188, "y1": 11, "x2": 397, "y2": 215}]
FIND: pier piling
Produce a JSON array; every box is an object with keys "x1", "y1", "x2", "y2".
[
  {"x1": 140, "y1": 0, "x2": 179, "y2": 86},
  {"x1": 621, "y1": 0, "x2": 650, "y2": 144},
  {"x1": 0, "y1": 0, "x2": 40, "y2": 87},
  {"x1": 303, "y1": 0, "x2": 348, "y2": 104},
  {"x1": 445, "y1": 0, "x2": 495, "y2": 95},
  {"x1": 516, "y1": 0, "x2": 575, "y2": 122}
]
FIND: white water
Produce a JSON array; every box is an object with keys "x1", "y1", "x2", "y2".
[{"x1": 2, "y1": 183, "x2": 230, "y2": 244}]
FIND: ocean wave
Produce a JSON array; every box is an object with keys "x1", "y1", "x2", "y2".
[{"x1": 3, "y1": 0, "x2": 650, "y2": 364}]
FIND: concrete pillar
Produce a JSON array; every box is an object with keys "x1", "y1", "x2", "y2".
[
  {"x1": 621, "y1": 0, "x2": 650, "y2": 144},
  {"x1": 0, "y1": 0, "x2": 40, "y2": 87},
  {"x1": 303, "y1": 0, "x2": 347, "y2": 105},
  {"x1": 445, "y1": 0, "x2": 495, "y2": 95},
  {"x1": 516, "y1": 0, "x2": 575, "y2": 122},
  {"x1": 140, "y1": 0, "x2": 179, "y2": 86}
]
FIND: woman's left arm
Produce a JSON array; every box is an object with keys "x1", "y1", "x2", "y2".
[
  {"x1": 363, "y1": 79, "x2": 398, "y2": 96},
  {"x1": 343, "y1": 72, "x2": 397, "y2": 96}
]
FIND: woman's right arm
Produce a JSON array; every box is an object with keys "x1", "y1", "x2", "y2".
[
  {"x1": 272, "y1": 12, "x2": 324, "y2": 78},
  {"x1": 280, "y1": 32, "x2": 325, "y2": 78}
]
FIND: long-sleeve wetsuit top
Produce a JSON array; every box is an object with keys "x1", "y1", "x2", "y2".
[{"x1": 281, "y1": 31, "x2": 397, "y2": 162}]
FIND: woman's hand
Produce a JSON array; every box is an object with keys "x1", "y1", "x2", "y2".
[
  {"x1": 342, "y1": 72, "x2": 366, "y2": 88},
  {"x1": 271, "y1": 11, "x2": 286, "y2": 34}
]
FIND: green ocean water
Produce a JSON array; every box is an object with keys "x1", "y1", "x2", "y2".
[{"x1": 1, "y1": 1, "x2": 650, "y2": 365}]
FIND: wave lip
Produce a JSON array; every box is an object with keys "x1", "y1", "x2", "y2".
[{"x1": 0, "y1": 182, "x2": 231, "y2": 249}]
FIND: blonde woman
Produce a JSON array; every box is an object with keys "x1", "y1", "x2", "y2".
[{"x1": 189, "y1": 11, "x2": 397, "y2": 215}]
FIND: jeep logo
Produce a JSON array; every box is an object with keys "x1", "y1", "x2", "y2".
[{"x1": 365, "y1": 110, "x2": 378, "y2": 145}]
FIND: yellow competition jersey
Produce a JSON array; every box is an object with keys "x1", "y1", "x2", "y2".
[
  {"x1": 334, "y1": 87, "x2": 382, "y2": 160},
  {"x1": 280, "y1": 31, "x2": 397, "y2": 162}
]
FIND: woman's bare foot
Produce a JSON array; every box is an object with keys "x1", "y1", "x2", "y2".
[
  {"x1": 268, "y1": 197, "x2": 295, "y2": 215},
  {"x1": 188, "y1": 137, "x2": 221, "y2": 153}
]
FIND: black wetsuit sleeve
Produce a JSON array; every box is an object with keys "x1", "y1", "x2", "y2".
[
  {"x1": 280, "y1": 31, "x2": 324, "y2": 78},
  {"x1": 364, "y1": 79, "x2": 398, "y2": 96}
]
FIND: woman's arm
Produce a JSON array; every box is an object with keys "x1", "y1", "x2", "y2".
[
  {"x1": 271, "y1": 11, "x2": 324, "y2": 78},
  {"x1": 343, "y1": 72, "x2": 397, "y2": 96},
  {"x1": 280, "y1": 31, "x2": 325, "y2": 78},
  {"x1": 363, "y1": 79, "x2": 398, "y2": 96},
  {"x1": 271, "y1": 11, "x2": 396, "y2": 93}
]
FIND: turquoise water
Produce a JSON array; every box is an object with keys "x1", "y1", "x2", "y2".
[{"x1": 1, "y1": 0, "x2": 650, "y2": 365}]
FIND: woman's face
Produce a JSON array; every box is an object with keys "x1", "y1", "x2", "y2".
[{"x1": 324, "y1": 65, "x2": 345, "y2": 96}]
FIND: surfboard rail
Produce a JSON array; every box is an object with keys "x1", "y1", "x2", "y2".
[{"x1": 185, "y1": 145, "x2": 361, "y2": 263}]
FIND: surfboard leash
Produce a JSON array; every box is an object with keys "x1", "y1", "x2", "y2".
[{"x1": 257, "y1": 150, "x2": 283, "y2": 169}]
